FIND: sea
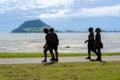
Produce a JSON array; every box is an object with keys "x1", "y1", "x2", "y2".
[{"x1": 0, "y1": 33, "x2": 120, "y2": 53}]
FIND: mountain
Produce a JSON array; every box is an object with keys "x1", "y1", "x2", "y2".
[{"x1": 11, "y1": 19, "x2": 51, "y2": 33}]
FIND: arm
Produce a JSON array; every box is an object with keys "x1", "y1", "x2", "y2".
[
  {"x1": 43, "y1": 42, "x2": 47, "y2": 48},
  {"x1": 43, "y1": 35, "x2": 49, "y2": 48},
  {"x1": 84, "y1": 40, "x2": 88, "y2": 43}
]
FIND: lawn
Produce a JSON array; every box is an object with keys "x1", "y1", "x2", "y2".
[
  {"x1": 0, "y1": 61, "x2": 120, "y2": 80},
  {"x1": 0, "y1": 52, "x2": 120, "y2": 58}
]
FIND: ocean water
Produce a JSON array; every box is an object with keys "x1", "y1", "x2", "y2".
[{"x1": 0, "y1": 33, "x2": 120, "y2": 53}]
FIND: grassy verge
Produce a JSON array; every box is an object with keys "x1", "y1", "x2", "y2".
[
  {"x1": 0, "y1": 52, "x2": 120, "y2": 58},
  {"x1": 0, "y1": 61, "x2": 120, "y2": 80}
]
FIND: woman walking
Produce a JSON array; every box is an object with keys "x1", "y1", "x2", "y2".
[
  {"x1": 95, "y1": 28, "x2": 103, "y2": 61},
  {"x1": 85, "y1": 27, "x2": 97, "y2": 60}
]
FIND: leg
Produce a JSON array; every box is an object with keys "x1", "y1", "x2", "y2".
[
  {"x1": 86, "y1": 46, "x2": 91, "y2": 60},
  {"x1": 92, "y1": 48, "x2": 98, "y2": 58},
  {"x1": 96, "y1": 48, "x2": 102, "y2": 61},
  {"x1": 42, "y1": 47, "x2": 49, "y2": 62},
  {"x1": 98, "y1": 48, "x2": 102, "y2": 61},
  {"x1": 49, "y1": 47, "x2": 55, "y2": 61},
  {"x1": 54, "y1": 48, "x2": 59, "y2": 61}
]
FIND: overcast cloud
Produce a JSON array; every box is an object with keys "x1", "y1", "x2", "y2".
[{"x1": 0, "y1": 0, "x2": 120, "y2": 18}]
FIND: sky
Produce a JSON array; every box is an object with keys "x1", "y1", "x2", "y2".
[{"x1": 0, "y1": 0, "x2": 120, "y2": 33}]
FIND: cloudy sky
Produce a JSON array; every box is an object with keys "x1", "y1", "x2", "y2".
[{"x1": 0, "y1": 0, "x2": 120, "y2": 33}]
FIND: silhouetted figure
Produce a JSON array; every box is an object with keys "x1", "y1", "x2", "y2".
[
  {"x1": 85, "y1": 27, "x2": 97, "y2": 60},
  {"x1": 50, "y1": 28, "x2": 59, "y2": 62},
  {"x1": 95, "y1": 28, "x2": 103, "y2": 61},
  {"x1": 42, "y1": 28, "x2": 55, "y2": 62}
]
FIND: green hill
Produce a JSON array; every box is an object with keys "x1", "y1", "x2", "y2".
[{"x1": 11, "y1": 19, "x2": 51, "y2": 33}]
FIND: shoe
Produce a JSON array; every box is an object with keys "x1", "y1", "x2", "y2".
[
  {"x1": 55, "y1": 58, "x2": 59, "y2": 62},
  {"x1": 50, "y1": 58, "x2": 55, "y2": 61},
  {"x1": 42, "y1": 59, "x2": 47, "y2": 62},
  {"x1": 96, "y1": 58, "x2": 102, "y2": 61},
  {"x1": 85, "y1": 57, "x2": 91, "y2": 60}
]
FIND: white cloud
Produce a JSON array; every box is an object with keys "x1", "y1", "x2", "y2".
[
  {"x1": 39, "y1": 5, "x2": 120, "y2": 18},
  {"x1": 0, "y1": 0, "x2": 120, "y2": 18},
  {"x1": 0, "y1": 0, "x2": 74, "y2": 13},
  {"x1": 0, "y1": 0, "x2": 17, "y2": 13},
  {"x1": 36, "y1": 0, "x2": 74, "y2": 8},
  {"x1": 39, "y1": 9, "x2": 70, "y2": 18},
  {"x1": 76, "y1": 5, "x2": 120, "y2": 17},
  {"x1": 0, "y1": 0, "x2": 17, "y2": 4},
  {"x1": 87, "y1": 0, "x2": 101, "y2": 2}
]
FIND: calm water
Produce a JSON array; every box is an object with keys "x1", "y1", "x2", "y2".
[{"x1": 0, "y1": 33, "x2": 120, "y2": 53}]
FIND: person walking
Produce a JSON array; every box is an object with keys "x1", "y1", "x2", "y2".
[
  {"x1": 95, "y1": 28, "x2": 103, "y2": 61},
  {"x1": 50, "y1": 28, "x2": 59, "y2": 62},
  {"x1": 85, "y1": 27, "x2": 97, "y2": 60},
  {"x1": 42, "y1": 28, "x2": 55, "y2": 62}
]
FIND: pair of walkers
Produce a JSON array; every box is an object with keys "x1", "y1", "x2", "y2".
[
  {"x1": 85, "y1": 27, "x2": 103, "y2": 61},
  {"x1": 42, "y1": 28, "x2": 59, "y2": 62}
]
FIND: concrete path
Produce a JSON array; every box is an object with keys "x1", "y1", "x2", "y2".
[{"x1": 0, "y1": 56, "x2": 120, "y2": 64}]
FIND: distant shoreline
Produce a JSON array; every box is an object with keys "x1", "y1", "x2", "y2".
[{"x1": 8, "y1": 31, "x2": 120, "y2": 34}]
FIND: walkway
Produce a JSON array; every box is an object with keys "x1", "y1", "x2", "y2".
[{"x1": 0, "y1": 56, "x2": 120, "y2": 64}]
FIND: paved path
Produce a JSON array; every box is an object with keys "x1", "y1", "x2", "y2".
[{"x1": 0, "y1": 56, "x2": 120, "y2": 64}]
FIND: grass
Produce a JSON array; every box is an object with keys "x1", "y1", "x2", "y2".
[
  {"x1": 0, "y1": 61, "x2": 120, "y2": 80},
  {"x1": 0, "y1": 52, "x2": 120, "y2": 58}
]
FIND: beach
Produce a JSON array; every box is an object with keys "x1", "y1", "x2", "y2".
[{"x1": 0, "y1": 33, "x2": 120, "y2": 53}]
